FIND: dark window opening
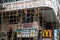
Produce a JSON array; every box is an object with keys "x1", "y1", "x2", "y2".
[
  {"x1": 22, "y1": 12, "x2": 34, "y2": 23},
  {"x1": 9, "y1": 11, "x2": 18, "y2": 24}
]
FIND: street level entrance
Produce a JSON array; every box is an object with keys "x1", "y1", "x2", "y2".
[{"x1": 22, "y1": 37, "x2": 33, "y2": 40}]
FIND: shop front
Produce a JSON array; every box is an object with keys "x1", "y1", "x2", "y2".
[
  {"x1": 16, "y1": 29, "x2": 38, "y2": 40},
  {"x1": 22, "y1": 37, "x2": 33, "y2": 40}
]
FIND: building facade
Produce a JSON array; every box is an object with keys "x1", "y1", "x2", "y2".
[{"x1": 0, "y1": 0, "x2": 59, "y2": 40}]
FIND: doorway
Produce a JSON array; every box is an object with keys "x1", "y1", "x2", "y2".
[{"x1": 22, "y1": 37, "x2": 33, "y2": 40}]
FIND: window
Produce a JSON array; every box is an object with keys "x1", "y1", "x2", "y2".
[
  {"x1": 16, "y1": 0, "x2": 24, "y2": 1},
  {"x1": 0, "y1": 0, "x2": 2, "y2": 3},
  {"x1": 59, "y1": 0, "x2": 60, "y2": 4},
  {"x1": 4, "y1": 0, "x2": 8, "y2": 3},
  {"x1": 9, "y1": 0, "x2": 13, "y2": 2},
  {"x1": 8, "y1": 0, "x2": 16, "y2": 2},
  {"x1": 21, "y1": 9, "x2": 34, "y2": 23},
  {"x1": 3, "y1": 11, "x2": 18, "y2": 24},
  {"x1": 4, "y1": 0, "x2": 16, "y2": 3},
  {"x1": 9, "y1": 11, "x2": 18, "y2": 24},
  {"x1": 3, "y1": 0, "x2": 36, "y2": 3},
  {"x1": 22, "y1": 13, "x2": 34, "y2": 23}
]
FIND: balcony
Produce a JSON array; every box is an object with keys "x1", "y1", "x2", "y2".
[{"x1": 0, "y1": 0, "x2": 58, "y2": 25}]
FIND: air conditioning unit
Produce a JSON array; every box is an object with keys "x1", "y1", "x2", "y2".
[{"x1": 0, "y1": 4, "x2": 5, "y2": 10}]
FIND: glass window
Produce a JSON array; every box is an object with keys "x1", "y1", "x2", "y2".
[
  {"x1": 9, "y1": 11, "x2": 18, "y2": 24},
  {"x1": 21, "y1": 9, "x2": 35, "y2": 23},
  {"x1": 0, "y1": 0, "x2": 2, "y2": 3},
  {"x1": 4, "y1": 0, "x2": 8, "y2": 3},
  {"x1": 58, "y1": 0, "x2": 60, "y2": 4},
  {"x1": 8, "y1": 0, "x2": 16, "y2": 2},
  {"x1": 3, "y1": 0, "x2": 35, "y2": 3},
  {"x1": 4, "y1": 0, "x2": 16, "y2": 3},
  {"x1": 16, "y1": 0, "x2": 24, "y2": 1},
  {"x1": 16, "y1": 0, "x2": 30, "y2": 1},
  {"x1": 3, "y1": 11, "x2": 18, "y2": 24}
]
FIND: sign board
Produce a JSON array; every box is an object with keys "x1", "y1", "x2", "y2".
[
  {"x1": 42, "y1": 29, "x2": 52, "y2": 38},
  {"x1": 17, "y1": 30, "x2": 22, "y2": 37},
  {"x1": 30, "y1": 30, "x2": 35, "y2": 37},
  {"x1": 22, "y1": 29, "x2": 30, "y2": 37},
  {"x1": 54, "y1": 29, "x2": 59, "y2": 40},
  {"x1": 22, "y1": 23, "x2": 32, "y2": 28},
  {"x1": 17, "y1": 29, "x2": 37, "y2": 37},
  {"x1": 43, "y1": 38, "x2": 52, "y2": 40}
]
